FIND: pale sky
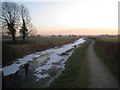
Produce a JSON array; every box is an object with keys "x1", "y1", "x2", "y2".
[{"x1": 14, "y1": 0, "x2": 119, "y2": 35}]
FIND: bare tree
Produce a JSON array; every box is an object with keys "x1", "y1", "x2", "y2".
[
  {"x1": 28, "y1": 23, "x2": 37, "y2": 35},
  {"x1": 20, "y1": 5, "x2": 31, "y2": 40},
  {"x1": 1, "y1": 2, "x2": 19, "y2": 41}
]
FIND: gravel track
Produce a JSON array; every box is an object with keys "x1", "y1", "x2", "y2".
[{"x1": 87, "y1": 41, "x2": 118, "y2": 88}]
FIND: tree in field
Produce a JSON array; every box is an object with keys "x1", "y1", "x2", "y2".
[
  {"x1": 20, "y1": 5, "x2": 31, "y2": 40},
  {"x1": 1, "y1": 2, "x2": 19, "y2": 41}
]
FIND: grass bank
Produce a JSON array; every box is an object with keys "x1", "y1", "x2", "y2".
[
  {"x1": 2, "y1": 37, "x2": 79, "y2": 66},
  {"x1": 93, "y1": 36, "x2": 118, "y2": 79},
  {"x1": 49, "y1": 39, "x2": 92, "y2": 88}
]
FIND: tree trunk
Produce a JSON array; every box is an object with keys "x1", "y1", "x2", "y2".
[
  {"x1": 22, "y1": 19, "x2": 27, "y2": 41},
  {"x1": 23, "y1": 35, "x2": 25, "y2": 41},
  {"x1": 8, "y1": 23, "x2": 16, "y2": 42},
  {"x1": 12, "y1": 33, "x2": 15, "y2": 42}
]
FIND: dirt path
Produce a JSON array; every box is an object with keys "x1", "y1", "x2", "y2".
[{"x1": 87, "y1": 41, "x2": 118, "y2": 88}]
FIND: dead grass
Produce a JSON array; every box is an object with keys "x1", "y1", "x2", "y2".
[{"x1": 2, "y1": 37, "x2": 79, "y2": 66}]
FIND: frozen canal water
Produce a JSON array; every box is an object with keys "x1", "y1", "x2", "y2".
[{"x1": 3, "y1": 38, "x2": 86, "y2": 88}]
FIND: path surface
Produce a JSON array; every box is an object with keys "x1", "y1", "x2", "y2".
[{"x1": 87, "y1": 41, "x2": 118, "y2": 88}]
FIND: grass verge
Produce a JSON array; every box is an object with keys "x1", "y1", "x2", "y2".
[
  {"x1": 93, "y1": 42, "x2": 118, "y2": 79},
  {"x1": 49, "y1": 39, "x2": 92, "y2": 88}
]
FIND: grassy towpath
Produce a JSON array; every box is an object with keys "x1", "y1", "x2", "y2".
[
  {"x1": 49, "y1": 39, "x2": 118, "y2": 88},
  {"x1": 87, "y1": 41, "x2": 118, "y2": 88},
  {"x1": 49, "y1": 39, "x2": 91, "y2": 88}
]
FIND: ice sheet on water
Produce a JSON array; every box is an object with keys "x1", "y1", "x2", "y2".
[
  {"x1": 34, "y1": 38, "x2": 86, "y2": 79},
  {"x1": 3, "y1": 38, "x2": 86, "y2": 77},
  {"x1": 34, "y1": 73, "x2": 49, "y2": 80},
  {"x1": 3, "y1": 52, "x2": 43, "y2": 76}
]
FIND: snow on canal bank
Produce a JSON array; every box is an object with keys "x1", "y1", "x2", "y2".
[{"x1": 3, "y1": 38, "x2": 86, "y2": 81}]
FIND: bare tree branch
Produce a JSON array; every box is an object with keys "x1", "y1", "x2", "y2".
[
  {"x1": 1, "y1": 2, "x2": 20, "y2": 41},
  {"x1": 20, "y1": 5, "x2": 32, "y2": 40}
]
